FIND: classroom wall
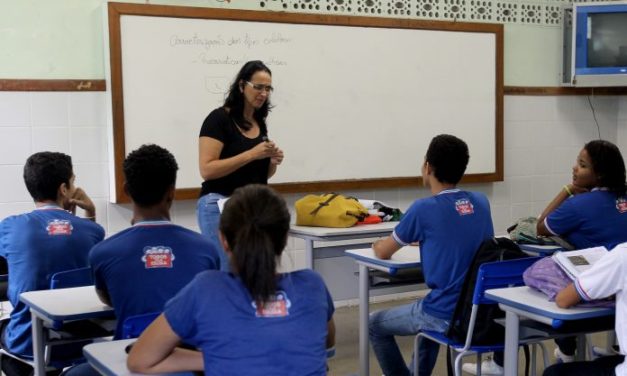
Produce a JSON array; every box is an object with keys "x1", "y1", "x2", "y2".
[
  {"x1": 0, "y1": 92, "x2": 622, "y2": 270},
  {"x1": 0, "y1": 0, "x2": 598, "y2": 86}
]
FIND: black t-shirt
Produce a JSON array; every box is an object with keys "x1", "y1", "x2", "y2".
[{"x1": 199, "y1": 107, "x2": 270, "y2": 197}]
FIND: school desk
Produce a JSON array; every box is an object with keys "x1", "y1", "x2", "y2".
[
  {"x1": 19, "y1": 286, "x2": 115, "y2": 376},
  {"x1": 485, "y1": 286, "x2": 615, "y2": 376},
  {"x1": 345, "y1": 246, "x2": 422, "y2": 376},
  {"x1": 289, "y1": 222, "x2": 399, "y2": 269}
]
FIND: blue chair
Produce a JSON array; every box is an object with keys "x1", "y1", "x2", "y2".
[
  {"x1": 414, "y1": 257, "x2": 549, "y2": 376},
  {"x1": 121, "y1": 312, "x2": 161, "y2": 339},
  {"x1": 50, "y1": 267, "x2": 93, "y2": 290}
]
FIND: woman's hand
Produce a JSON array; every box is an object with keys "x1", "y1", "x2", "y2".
[
  {"x1": 270, "y1": 148, "x2": 284, "y2": 166},
  {"x1": 248, "y1": 140, "x2": 279, "y2": 161}
]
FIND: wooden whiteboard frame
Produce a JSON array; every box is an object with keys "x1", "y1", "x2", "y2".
[{"x1": 107, "y1": 2, "x2": 503, "y2": 203}]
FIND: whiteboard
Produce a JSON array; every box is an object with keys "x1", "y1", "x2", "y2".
[{"x1": 106, "y1": 3, "x2": 503, "y2": 202}]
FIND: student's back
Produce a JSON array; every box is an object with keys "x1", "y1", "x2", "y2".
[
  {"x1": 1, "y1": 208, "x2": 103, "y2": 356},
  {"x1": 396, "y1": 189, "x2": 494, "y2": 318},
  {"x1": 165, "y1": 269, "x2": 332, "y2": 375},
  {"x1": 89, "y1": 221, "x2": 219, "y2": 337}
]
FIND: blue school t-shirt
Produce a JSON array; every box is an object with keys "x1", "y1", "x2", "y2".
[
  {"x1": 545, "y1": 189, "x2": 627, "y2": 250},
  {"x1": 89, "y1": 221, "x2": 220, "y2": 338},
  {"x1": 164, "y1": 269, "x2": 334, "y2": 376},
  {"x1": 392, "y1": 189, "x2": 494, "y2": 320},
  {"x1": 0, "y1": 206, "x2": 105, "y2": 357}
]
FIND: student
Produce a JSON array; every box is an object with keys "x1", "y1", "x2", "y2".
[
  {"x1": 465, "y1": 139, "x2": 627, "y2": 374},
  {"x1": 0, "y1": 152, "x2": 105, "y2": 376},
  {"x1": 368, "y1": 134, "x2": 494, "y2": 376},
  {"x1": 543, "y1": 242, "x2": 627, "y2": 376},
  {"x1": 128, "y1": 184, "x2": 335, "y2": 375},
  {"x1": 541, "y1": 139, "x2": 627, "y2": 363},
  {"x1": 537, "y1": 139, "x2": 627, "y2": 250},
  {"x1": 197, "y1": 60, "x2": 284, "y2": 271},
  {"x1": 89, "y1": 144, "x2": 220, "y2": 336}
]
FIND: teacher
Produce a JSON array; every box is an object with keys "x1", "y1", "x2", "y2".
[{"x1": 197, "y1": 60, "x2": 284, "y2": 271}]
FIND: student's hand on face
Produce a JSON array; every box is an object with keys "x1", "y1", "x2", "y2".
[
  {"x1": 270, "y1": 148, "x2": 284, "y2": 166},
  {"x1": 68, "y1": 187, "x2": 96, "y2": 217},
  {"x1": 568, "y1": 183, "x2": 589, "y2": 195}
]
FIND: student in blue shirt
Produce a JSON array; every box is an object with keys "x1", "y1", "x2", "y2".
[
  {"x1": 0, "y1": 152, "x2": 104, "y2": 376},
  {"x1": 537, "y1": 139, "x2": 627, "y2": 250},
  {"x1": 465, "y1": 140, "x2": 627, "y2": 374},
  {"x1": 539, "y1": 140, "x2": 627, "y2": 364},
  {"x1": 127, "y1": 184, "x2": 335, "y2": 376},
  {"x1": 369, "y1": 134, "x2": 494, "y2": 376},
  {"x1": 63, "y1": 144, "x2": 222, "y2": 376},
  {"x1": 89, "y1": 144, "x2": 220, "y2": 337}
]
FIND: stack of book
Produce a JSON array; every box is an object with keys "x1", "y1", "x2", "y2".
[{"x1": 552, "y1": 246, "x2": 608, "y2": 280}]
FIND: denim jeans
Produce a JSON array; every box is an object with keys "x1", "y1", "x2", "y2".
[
  {"x1": 369, "y1": 299, "x2": 449, "y2": 376},
  {"x1": 197, "y1": 193, "x2": 229, "y2": 272}
]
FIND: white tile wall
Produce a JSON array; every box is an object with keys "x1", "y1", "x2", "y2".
[{"x1": 0, "y1": 92, "x2": 624, "y2": 272}]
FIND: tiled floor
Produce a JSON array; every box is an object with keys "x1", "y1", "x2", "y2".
[{"x1": 328, "y1": 297, "x2": 612, "y2": 376}]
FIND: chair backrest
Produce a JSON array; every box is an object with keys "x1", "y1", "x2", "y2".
[
  {"x1": 121, "y1": 312, "x2": 161, "y2": 339},
  {"x1": 49, "y1": 267, "x2": 93, "y2": 289},
  {"x1": 473, "y1": 256, "x2": 542, "y2": 305}
]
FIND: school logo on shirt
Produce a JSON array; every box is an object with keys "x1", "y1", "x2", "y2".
[
  {"x1": 141, "y1": 246, "x2": 175, "y2": 269},
  {"x1": 46, "y1": 219, "x2": 73, "y2": 236},
  {"x1": 617, "y1": 198, "x2": 627, "y2": 213},
  {"x1": 454, "y1": 199, "x2": 474, "y2": 216},
  {"x1": 252, "y1": 290, "x2": 291, "y2": 318}
]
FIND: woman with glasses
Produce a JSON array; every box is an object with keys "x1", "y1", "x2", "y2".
[{"x1": 197, "y1": 60, "x2": 284, "y2": 271}]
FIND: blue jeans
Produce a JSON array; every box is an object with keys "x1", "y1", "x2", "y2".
[
  {"x1": 197, "y1": 193, "x2": 229, "y2": 272},
  {"x1": 369, "y1": 300, "x2": 449, "y2": 376}
]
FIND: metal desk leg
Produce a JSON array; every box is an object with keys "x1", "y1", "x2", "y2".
[
  {"x1": 503, "y1": 310, "x2": 520, "y2": 376},
  {"x1": 358, "y1": 263, "x2": 370, "y2": 376},
  {"x1": 305, "y1": 239, "x2": 313, "y2": 269},
  {"x1": 576, "y1": 334, "x2": 587, "y2": 361},
  {"x1": 30, "y1": 309, "x2": 45, "y2": 376}
]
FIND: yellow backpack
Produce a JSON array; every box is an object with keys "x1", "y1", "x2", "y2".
[{"x1": 295, "y1": 193, "x2": 369, "y2": 228}]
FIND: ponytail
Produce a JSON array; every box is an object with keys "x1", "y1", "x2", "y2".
[
  {"x1": 219, "y1": 185, "x2": 290, "y2": 305},
  {"x1": 232, "y1": 223, "x2": 277, "y2": 304}
]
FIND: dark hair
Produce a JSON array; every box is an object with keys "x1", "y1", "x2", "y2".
[
  {"x1": 425, "y1": 134, "x2": 469, "y2": 184},
  {"x1": 123, "y1": 144, "x2": 179, "y2": 207},
  {"x1": 219, "y1": 184, "x2": 290, "y2": 304},
  {"x1": 223, "y1": 60, "x2": 273, "y2": 131},
  {"x1": 23, "y1": 152, "x2": 73, "y2": 202},
  {"x1": 584, "y1": 139, "x2": 626, "y2": 196}
]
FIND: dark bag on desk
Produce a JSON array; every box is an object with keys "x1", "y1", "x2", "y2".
[{"x1": 447, "y1": 237, "x2": 529, "y2": 345}]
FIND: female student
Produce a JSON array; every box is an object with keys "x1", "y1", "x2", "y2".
[
  {"x1": 465, "y1": 139, "x2": 627, "y2": 374},
  {"x1": 197, "y1": 60, "x2": 284, "y2": 271},
  {"x1": 128, "y1": 184, "x2": 335, "y2": 375},
  {"x1": 537, "y1": 139, "x2": 627, "y2": 250}
]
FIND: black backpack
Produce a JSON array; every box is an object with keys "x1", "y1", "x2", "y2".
[
  {"x1": 447, "y1": 237, "x2": 529, "y2": 345},
  {"x1": 444, "y1": 237, "x2": 530, "y2": 376}
]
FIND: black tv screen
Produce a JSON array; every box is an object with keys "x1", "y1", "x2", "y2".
[{"x1": 587, "y1": 13, "x2": 627, "y2": 67}]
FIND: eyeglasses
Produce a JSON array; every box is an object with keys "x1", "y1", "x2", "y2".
[{"x1": 245, "y1": 81, "x2": 274, "y2": 93}]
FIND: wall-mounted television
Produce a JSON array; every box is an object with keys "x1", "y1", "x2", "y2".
[{"x1": 563, "y1": 1, "x2": 627, "y2": 87}]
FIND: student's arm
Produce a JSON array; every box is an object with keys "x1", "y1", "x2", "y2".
[
  {"x1": 536, "y1": 184, "x2": 587, "y2": 236},
  {"x1": 555, "y1": 283, "x2": 582, "y2": 308},
  {"x1": 199, "y1": 137, "x2": 277, "y2": 180},
  {"x1": 326, "y1": 317, "x2": 336, "y2": 349},
  {"x1": 95, "y1": 287, "x2": 112, "y2": 307},
  {"x1": 373, "y1": 236, "x2": 402, "y2": 260},
  {"x1": 127, "y1": 314, "x2": 203, "y2": 374}
]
